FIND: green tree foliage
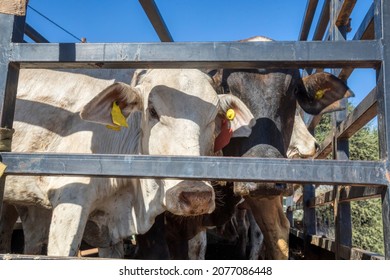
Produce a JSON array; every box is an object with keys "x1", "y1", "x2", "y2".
[
  {"x1": 314, "y1": 104, "x2": 384, "y2": 255},
  {"x1": 351, "y1": 198, "x2": 383, "y2": 254}
]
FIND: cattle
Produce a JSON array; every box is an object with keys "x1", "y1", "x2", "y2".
[
  {"x1": 0, "y1": 68, "x2": 255, "y2": 257},
  {"x1": 188, "y1": 114, "x2": 319, "y2": 260},
  {"x1": 132, "y1": 33, "x2": 348, "y2": 260},
  {"x1": 133, "y1": 113, "x2": 319, "y2": 260},
  {"x1": 212, "y1": 36, "x2": 353, "y2": 259}
]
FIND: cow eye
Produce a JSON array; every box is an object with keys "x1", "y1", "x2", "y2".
[{"x1": 149, "y1": 107, "x2": 159, "y2": 120}]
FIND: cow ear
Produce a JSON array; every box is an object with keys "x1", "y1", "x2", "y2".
[
  {"x1": 297, "y1": 72, "x2": 354, "y2": 115},
  {"x1": 217, "y1": 94, "x2": 255, "y2": 137},
  {"x1": 80, "y1": 82, "x2": 142, "y2": 126}
]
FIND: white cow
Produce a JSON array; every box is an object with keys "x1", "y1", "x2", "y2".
[{"x1": 1, "y1": 68, "x2": 254, "y2": 257}]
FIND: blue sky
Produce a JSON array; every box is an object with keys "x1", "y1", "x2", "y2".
[{"x1": 25, "y1": 0, "x2": 376, "y2": 108}]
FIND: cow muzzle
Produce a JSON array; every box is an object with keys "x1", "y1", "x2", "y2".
[{"x1": 165, "y1": 181, "x2": 215, "y2": 216}]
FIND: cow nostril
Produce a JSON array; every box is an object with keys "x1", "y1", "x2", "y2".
[
  {"x1": 315, "y1": 142, "x2": 320, "y2": 151},
  {"x1": 179, "y1": 191, "x2": 191, "y2": 206},
  {"x1": 179, "y1": 190, "x2": 212, "y2": 207}
]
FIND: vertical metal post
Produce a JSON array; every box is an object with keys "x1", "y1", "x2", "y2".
[
  {"x1": 374, "y1": 0, "x2": 390, "y2": 260},
  {"x1": 332, "y1": 0, "x2": 353, "y2": 259},
  {"x1": 303, "y1": 125, "x2": 317, "y2": 258},
  {"x1": 0, "y1": 13, "x2": 24, "y2": 214},
  {"x1": 330, "y1": 0, "x2": 352, "y2": 260},
  {"x1": 303, "y1": 184, "x2": 316, "y2": 258}
]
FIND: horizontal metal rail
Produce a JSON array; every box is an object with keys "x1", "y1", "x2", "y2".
[
  {"x1": 308, "y1": 186, "x2": 383, "y2": 207},
  {"x1": 0, "y1": 152, "x2": 387, "y2": 186},
  {"x1": 9, "y1": 40, "x2": 382, "y2": 69},
  {"x1": 290, "y1": 230, "x2": 385, "y2": 260},
  {"x1": 309, "y1": 234, "x2": 384, "y2": 260}
]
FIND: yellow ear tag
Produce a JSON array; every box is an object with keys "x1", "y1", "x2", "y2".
[
  {"x1": 0, "y1": 162, "x2": 7, "y2": 177},
  {"x1": 111, "y1": 101, "x2": 128, "y2": 127},
  {"x1": 106, "y1": 124, "x2": 121, "y2": 131},
  {"x1": 226, "y1": 109, "x2": 236, "y2": 120},
  {"x1": 315, "y1": 89, "x2": 326, "y2": 100}
]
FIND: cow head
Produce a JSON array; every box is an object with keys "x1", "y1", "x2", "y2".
[
  {"x1": 80, "y1": 69, "x2": 254, "y2": 217},
  {"x1": 211, "y1": 69, "x2": 353, "y2": 160},
  {"x1": 209, "y1": 38, "x2": 353, "y2": 200}
]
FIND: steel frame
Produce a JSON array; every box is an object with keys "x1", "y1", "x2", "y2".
[{"x1": 0, "y1": 0, "x2": 389, "y2": 259}]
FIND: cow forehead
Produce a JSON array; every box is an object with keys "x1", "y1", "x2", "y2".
[
  {"x1": 227, "y1": 71, "x2": 295, "y2": 114},
  {"x1": 141, "y1": 69, "x2": 219, "y2": 121},
  {"x1": 141, "y1": 69, "x2": 217, "y2": 100}
]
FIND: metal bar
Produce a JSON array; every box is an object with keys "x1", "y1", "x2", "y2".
[
  {"x1": 309, "y1": 186, "x2": 383, "y2": 207},
  {"x1": 290, "y1": 228, "x2": 304, "y2": 239},
  {"x1": 331, "y1": 0, "x2": 352, "y2": 259},
  {"x1": 24, "y1": 23, "x2": 49, "y2": 43},
  {"x1": 0, "y1": 15, "x2": 24, "y2": 128},
  {"x1": 299, "y1": 0, "x2": 319, "y2": 41},
  {"x1": 138, "y1": 0, "x2": 173, "y2": 42},
  {"x1": 336, "y1": 87, "x2": 377, "y2": 139},
  {"x1": 335, "y1": 0, "x2": 357, "y2": 27},
  {"x1": 290, "y1": 232, "x2": 385, "y2": 259},
  {"x1": 374, "y1": 0, "x2": 390, "y2": 260},
  {"x1": 312, "y1": 0, "x2": 330, "y2": 40},
  {"x1": 352, "y1": 2, "x2": 374, "y2": 41},
  {"x1": 309, "y1": 235, "x2": 335, "y2": 253},
  {"x1": 303, "y1": 184, "x2": 316, "y2": 257},
  {"x1": 308, "y1": 189, "x2": 336, "y2": 207},
  {"x1": 0, "y1": 13, "x2": 24, "y2": 215},
  {"x1": 339, "y1": 186, "x2": 383, "y2": 202},
  {"x1": 349, "y1": 248, "x2": 385, "y2": 260},
  {"x1": 0, "y1": 152, "x2": 387, "y2": 186},
  {"x1": 309, "y1": 235, "x2": 384, "y2": 259},
  {"x1": 9, "y1": 40, "x2": 382, "y2": 69}
]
